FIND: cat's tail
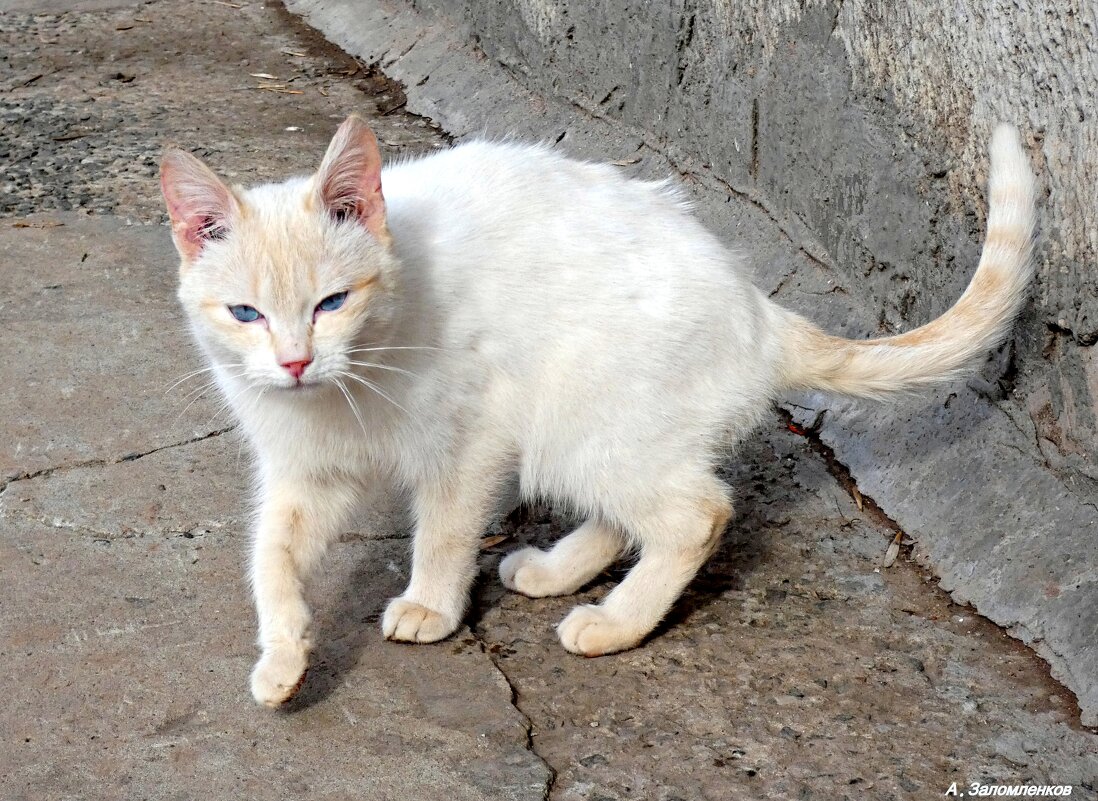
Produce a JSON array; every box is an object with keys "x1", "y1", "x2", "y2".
[{"x1": 776, "y1": 123, "x2": 1037, "y2": 400}]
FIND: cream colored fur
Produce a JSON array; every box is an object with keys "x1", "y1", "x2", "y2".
[{"x1": 160, "y1": 118, "x2": 1035, "y2": 707}]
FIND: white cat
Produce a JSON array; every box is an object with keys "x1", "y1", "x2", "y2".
[{"x1": 160, "y1": 117, "x2": 1035, "y2": 707}]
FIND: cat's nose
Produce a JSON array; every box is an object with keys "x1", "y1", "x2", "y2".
[{"x1": 280, "y1": 359, "x2": 312, "y2": 380}]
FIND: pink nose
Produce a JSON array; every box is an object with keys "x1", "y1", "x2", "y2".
[{"x1": 280, "y1": 359, "x2": 312, "y2": 380}]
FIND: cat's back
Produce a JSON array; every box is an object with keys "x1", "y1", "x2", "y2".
[
  {"x1": 380, "y1": 139, "x2": 781, "y2": 443},
  {"x1": 382, "y1": 140, "x2": 747, "y2": 297},
  {"x1": 384, "y1": 139, "x2": 654, "y2": 214}
]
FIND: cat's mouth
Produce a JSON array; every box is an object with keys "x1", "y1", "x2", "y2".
[{"x1": 275, "y1": 379, "x2": 322, "y2": 393}]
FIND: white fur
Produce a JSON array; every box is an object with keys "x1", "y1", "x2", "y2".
[{"x1": 162, "y1": 119, "x2": 1035, "y2": 706}]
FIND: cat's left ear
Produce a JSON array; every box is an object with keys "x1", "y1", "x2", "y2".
[
  {"x1": 315, "y1": 115, "x2": 389, "y2": 243},
  {"x1": 160, "y1": 149, "x2": 240, "y2": 263}
]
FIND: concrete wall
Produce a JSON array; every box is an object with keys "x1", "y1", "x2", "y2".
[{"x1": 285, "y1": 0, "x2": 1098, "y2": 724}]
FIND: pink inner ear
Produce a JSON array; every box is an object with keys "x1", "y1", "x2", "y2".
[
  {"x1": 316, "y1": 117, "x2": 387, "y2": 239},
  {"x1": 160, "y1": 150, "x2": 236, "y2": 261}
]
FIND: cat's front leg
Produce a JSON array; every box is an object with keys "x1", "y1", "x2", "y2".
[
  {"x1": 383, "y1": 476, "x2": 496, "y2": 644},
  {"x1": 250, "y1": 476, "x2": 358, "y2": 707}
]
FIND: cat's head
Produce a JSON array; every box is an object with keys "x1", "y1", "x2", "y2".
[{"x1": 160, "y1": 116, "x2": 399, "y2": 392}]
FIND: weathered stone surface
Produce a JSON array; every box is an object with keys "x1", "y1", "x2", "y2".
[
  {"x1": 284, "y1": 0, "x2": 1098, "y2": 727},
  {"x1": 0, "y1": 518, "x2": 548, "y2": 801},
  {"x1": 0, "y1": 216, "x2": 223, "y2": 484}
]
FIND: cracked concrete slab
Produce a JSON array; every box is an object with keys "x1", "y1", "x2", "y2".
[
  {"x1": 2, "y1": 422, "x2": 404, "y2": 543},
  {"x1": 0, "y1": 215, "x2": 225, "y2": 485},
  {"x1": 0, "y1": 518, "x2": 550, "y2": 800},
  {"x1": 2, "y1": 431, "x2": 248, "y2": 540}
]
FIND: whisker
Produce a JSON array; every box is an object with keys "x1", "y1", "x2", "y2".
[
  {"x1": 337, "y1": 370, "x2": 409, "y2": 416},
  {"x1": 175, "y1": 368, "x2": 243, "y2": 400},
  {"x1": 170, "y1": 369, "x2": 249, "y2": 428},
  {"x1": 344, "y1": 360, "x2": 420, "y2": 379},
  {"x1": 173, "y1": 379, "x2": 222, "y2": 426},
  {"x1": 198, "y1": 378, "x2": 256, "y2": 430},
  {"x1": 177, "y1": 378, "x2": 217, "y2": 404},
  {"x1": 165, "y1": 366, "x2": 219, "y2": 394},
  {"x1": 164, "y1": 363, "x2": 245, "y2": 394},
  {"x1": 345, "y1": 345, "x2": 444, "y2": 354},
  {"x1": 334, "y1": 378, "x2": 369, "y2": 440}
]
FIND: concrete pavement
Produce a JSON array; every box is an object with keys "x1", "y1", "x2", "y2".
[{"x1": 1, "y1": 2, "x2": 1095, "y2": 798}]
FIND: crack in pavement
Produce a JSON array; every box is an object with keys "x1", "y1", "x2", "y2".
[
  {"x1": 469, "y1": 622, "x2": 558, "y2": 801},
  {"x1": 0, "y1": 423, "x2": 239, "y2": 537},
  {"x1": 0, "y1": 425, "x2": 239, "y2": 542},
  {"x1": 777, "y1": 405, "x2": 905, "y2": 536},
  {"x1": 0, "y1": 426, "x2": 237, "y2": 497}
]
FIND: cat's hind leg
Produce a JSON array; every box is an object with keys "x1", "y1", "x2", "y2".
[
  {"x1": 499, "y1": 518, "x2": 624, "y2": 598},
  {"x1": 556, "y1": 479, "x2": 731, "y2": 657}
]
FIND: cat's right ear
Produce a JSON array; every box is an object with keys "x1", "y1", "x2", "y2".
[{"x1": 160, "y1": 149, "x2": 239, "y2": 263}]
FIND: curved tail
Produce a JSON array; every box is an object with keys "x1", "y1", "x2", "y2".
[{"x1": 777, "y1": 124, "x2": 1037, "y2": 399}]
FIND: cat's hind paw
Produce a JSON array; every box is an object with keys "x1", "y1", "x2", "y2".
[
  {"x1": 382, "y1": 598, "x2": 458, "y2": 643},
  {"x1": 250, "y1": 644, "x2": 308, "y2": 707},
  {"x1": 499, "y1": 546, "x2": 565, "y2": 597},
  {"x1": 557, "y1": 604, "x2": 646, "y2": 657}
]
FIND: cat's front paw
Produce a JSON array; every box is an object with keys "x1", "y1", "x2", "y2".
[
  {"x1": 557, "y1": 604, "x2": 646, "y2": 657},
  {"x1": 382, "y1": 597, "x2": 459, "y2": 643},
  {"x1": 250, "y1": 644, "x2": 309, "y2": 707}
]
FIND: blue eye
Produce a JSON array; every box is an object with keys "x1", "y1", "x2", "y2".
[
  {"x1": 316, "y1": 291, "x2": 348, "y2": 313},
  {"x1": 229, "y1": 304, "x2": 262, "y2": 323}
]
